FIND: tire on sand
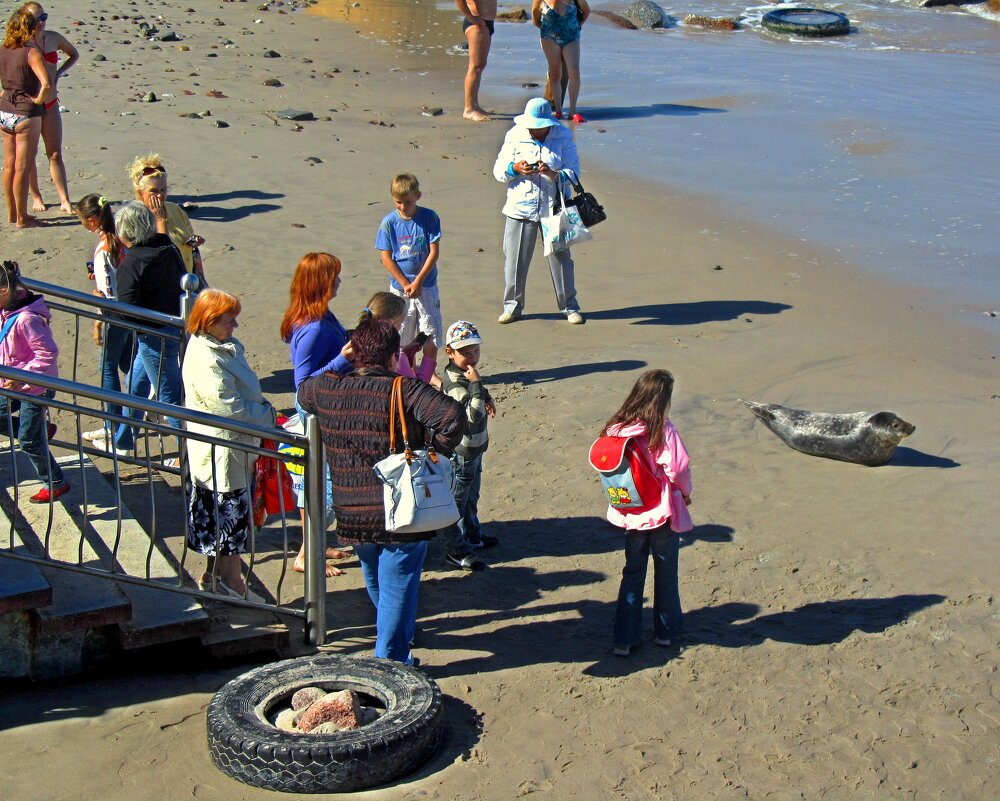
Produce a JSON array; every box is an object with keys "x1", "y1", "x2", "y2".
[
  {"x1": 207, "y1": 653, "x2": 443, "y2": 793},
  {"x1": 761, "y1": 8, "x2": 851, "y2": 37}
]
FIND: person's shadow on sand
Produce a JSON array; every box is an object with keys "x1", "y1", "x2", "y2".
[
  {"x1": 583, "y1": 593, "x2": 946, "y2": 677},
  {"x1": 489, "y1": 358, "x2": 646, "y2": 385},
  {"x1": 585, "y1": 102, "x2": 727, "y2": 121},
  {"x1": 175, "y1": 189, "x2": 283, "y2": 223},
  {"x1": 588, "y1": 300, "x2": 791, "y2": 326}
]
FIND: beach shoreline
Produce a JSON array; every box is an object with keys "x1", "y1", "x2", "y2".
[{"x1": 2, "y1": 1, "x2": 998, "y2": 799}]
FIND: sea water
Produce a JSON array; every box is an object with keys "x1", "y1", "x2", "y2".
[{"x1": 315, "y1": 1, "x2": 1000, "y2": 322}]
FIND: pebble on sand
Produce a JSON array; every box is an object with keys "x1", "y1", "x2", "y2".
[{"x1": 263, "y1": 78, "x2": 283, "y2": 87}]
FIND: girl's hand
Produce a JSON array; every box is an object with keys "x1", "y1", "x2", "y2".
[
  {"x1": 92, "y1": 322, "x2": 103, "y2": 347},
  {"x1": 340, "y1": 341, "x2": 354, "y2": 361},
  {"x1": 683, "y1": 494, "x2": 692, "y2": 506}
]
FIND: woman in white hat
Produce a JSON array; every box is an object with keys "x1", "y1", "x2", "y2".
[{"x1": 491, "y1": 98, "x2": 584, "y2": 325}]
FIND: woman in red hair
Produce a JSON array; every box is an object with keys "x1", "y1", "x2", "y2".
[
  {"x1": 280, "y1": 252, "x2": 350, "y2": 576},
  {"x1": 183, "y1": 289, "x2": 275, "y2": 601}
]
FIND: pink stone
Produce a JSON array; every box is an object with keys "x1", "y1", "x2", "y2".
[
  {"x1": 290, "y1": 686, "x2": 327, "y2": 711},
  {"x1": 297, "y1": 689, "x2": 362, "y2": 733}
]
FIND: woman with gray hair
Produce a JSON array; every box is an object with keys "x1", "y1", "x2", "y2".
[{"x1": 106, "y1": 200, "x2": 187, "y2": 453}]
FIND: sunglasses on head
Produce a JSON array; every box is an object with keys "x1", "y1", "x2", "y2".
[
  {"x1": 37, "y1": 12, "x2": 48, "y2": 21},
  {"x1": 140, "y1": 165, "x2": 166, "y2": 177}
]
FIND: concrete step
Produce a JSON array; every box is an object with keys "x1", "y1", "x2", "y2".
[
  {"x1": 200, "y1": 601, "x2": 290, "y2": 659},
  {"x1": 2, "y1": 451, "x2": 209, "y2": 651},
  {"x1": 0, "y1": 554, "x2": 51, "y2": 614},
  {"x1": 34, "y1": 565, "x2": 131, "y2": 633}
]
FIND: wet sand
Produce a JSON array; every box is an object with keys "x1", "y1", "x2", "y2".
[{"x1": 1, "y1": 1, "x2": 998, "y2": 799}]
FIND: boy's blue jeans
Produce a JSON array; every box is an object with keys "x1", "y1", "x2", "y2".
[
  {"x1": 613, "y1": 526, "x2": 682, "y2": 649},
  {"x1": 116, "y1": 334, "x2": 181, "y2": 449},
  {"x1": 354, "y1": 541, "x2": 428, "y2": 665},
  {"x1": 449, "y1": 452, "x2": 482, "y2": 553},
  {"x1": 0, "y1": 390, "x2": 66, "y2": 488}
]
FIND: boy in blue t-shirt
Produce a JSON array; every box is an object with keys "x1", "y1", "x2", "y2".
[{"x1": 375, "y1": 173, "x2": 443, "y2": 375}]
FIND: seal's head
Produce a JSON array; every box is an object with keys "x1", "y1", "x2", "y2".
[{"x1": 869, "y1": 412, "x2": 915, "y2": 443}]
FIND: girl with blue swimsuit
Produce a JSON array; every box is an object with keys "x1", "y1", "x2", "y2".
[{"x1": 532, "y1": 0, "x2": 589, "y2": 122}]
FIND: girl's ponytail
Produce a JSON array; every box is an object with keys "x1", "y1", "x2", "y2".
[{"x1": 77, "y1": 194, "x2": 124, "y2": 265}]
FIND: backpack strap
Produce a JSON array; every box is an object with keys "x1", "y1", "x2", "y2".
[{"x1": 0, "y1": 311, "x2": 22, "y2": 343}]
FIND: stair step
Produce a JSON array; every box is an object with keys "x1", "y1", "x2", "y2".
[
  {"x1": 0, "y1": 554, "x2": 51, "y2": 614},
  {"x1": 200, "y1": 601, "x2": 290, "y2": 659},
  {"x1": 34, "y1": 565, "x2": 131, "y2": 633},
  {"x1": 4, "y1": 452, "x2": 208, "y2": 649}
]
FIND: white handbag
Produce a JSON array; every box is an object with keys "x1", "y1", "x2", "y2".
[
  {"x1": 541, "y1": 178, "x2": 593, "y2": 257},
  {"x1": 372, "y1": 376, "x2": 459, "y2": 534}
]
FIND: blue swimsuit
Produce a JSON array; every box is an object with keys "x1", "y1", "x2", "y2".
[{"x1": 540, "y1": 1, "x2": 581, "y2": 48}]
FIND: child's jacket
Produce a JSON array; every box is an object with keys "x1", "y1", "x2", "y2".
[
  {"x1": 442, "y1": 362, "x2": 492, "y2": 459},
  {"x1": 605, "y1": 420, "x2": 693, "y2": 532},
  {"x1": 0, "y1": 291, "x2": 58, "y2": 395}
]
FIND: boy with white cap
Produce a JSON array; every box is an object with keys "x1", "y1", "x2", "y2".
[{"x1": 442, "y1": 320, "x2": 498, "y2": 570}]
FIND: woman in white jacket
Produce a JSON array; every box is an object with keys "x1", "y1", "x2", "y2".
[
  {"x1": 492, "y1": 97, "x2": 584, "y2": 325},
  {"x1": 182, "y1": 289, "x2": 275, "y2": 601}
]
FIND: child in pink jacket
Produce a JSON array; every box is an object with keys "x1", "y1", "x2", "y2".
[
  {"x1": 601, "y1": 369, "x2": 692, "y2": 657},
  {"x1": 0, "y1": 260, "x2": 69, "y2": 503}
]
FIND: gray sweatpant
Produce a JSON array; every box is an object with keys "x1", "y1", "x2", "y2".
[{"x1": 502, "y1": 216, "x2": 580, "y2": 316}]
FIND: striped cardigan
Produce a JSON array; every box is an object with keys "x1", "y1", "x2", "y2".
[
  {"x1": 441, "y1": 362, "x2": 492, "y2": 459},
  {"x1": 297, "y1": 367, "x2": 467, "y2": 544}
]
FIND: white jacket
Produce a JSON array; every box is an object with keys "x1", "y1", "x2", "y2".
[
  {"x1": 182, "y1": 334, "x2": 275, "y2": 491},
  {"x1": 492, "y1": 123, "x2": 581, "y2": 222}
]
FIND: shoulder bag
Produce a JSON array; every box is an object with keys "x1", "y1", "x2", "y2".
[
  {"x1": 566, "y1": 178, "x2": 607, "y2": 228},
  {"x1": 373, "y1": 376, "x2": 459, "y2": 533}
]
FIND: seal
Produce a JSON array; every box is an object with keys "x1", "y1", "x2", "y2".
[{"x1": 742, "y1": 401, "x2": 915, "y2": 466}]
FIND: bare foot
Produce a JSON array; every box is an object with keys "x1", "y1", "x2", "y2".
[
  {"x1": 31, "y1": 197, "x2": 46, "y2": 213},
  {"x1": 326, "y1": 547, "x2": 351, "y2": 560},
  {"x1": 15, "y1": 216, "x2": 42, "y2": 229},
  {"x1": 59, "y1": 201, "x2": 74, "y2": 214},
  {"x1": 463, "y1": 108, "x2": 492, "y2": 122},
  {"x1": 293, "y1": 554, "x2": 345, "y2": 577}
]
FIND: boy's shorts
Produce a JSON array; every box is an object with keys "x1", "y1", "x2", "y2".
[{"x1": 390, "y1": 284, "x2": 443, "y2": 347}]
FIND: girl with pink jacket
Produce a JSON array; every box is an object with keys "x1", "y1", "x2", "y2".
[{"x1": 601, "y1": 369, "x2": 692, "y2": 657}]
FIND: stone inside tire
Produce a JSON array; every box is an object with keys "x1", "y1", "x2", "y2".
[
  {"x1": 761, "y1": 8, "x2": 851, "y2": 37},
  {"x1": 207, "y1": 653, "x2": 443, "y2": 793}
]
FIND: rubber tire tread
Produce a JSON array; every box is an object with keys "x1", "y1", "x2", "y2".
[
  {"x1": 761, "y1": 8, "x2": 850, "y2": 37},
  {"x1": 206, "y1": 653, "x2": 443, "y2": 793}
]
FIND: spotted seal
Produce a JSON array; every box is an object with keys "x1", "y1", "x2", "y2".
[{"x1": 742, "y1": 401, "x2": 915, "y2": 466}]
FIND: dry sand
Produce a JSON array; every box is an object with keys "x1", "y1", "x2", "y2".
[{"x1": 1, "y1": 1, "x2": 998, "y2": 799}]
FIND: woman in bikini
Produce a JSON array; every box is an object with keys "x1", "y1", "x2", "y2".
[
  {"x1": 531, "y1": 0, "x2": 589, "y2": 123},
  {"x1": 0, "y1": 7, "x2": 50, "y2": 228},
  {"x1": 24, "y1": 3, "x2": 77, "y2": 215}
]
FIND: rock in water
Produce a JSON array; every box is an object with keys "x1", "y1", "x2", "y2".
[
  {"x1": 592, "y1": 10, "x2": 638, "y2": 30},
  {"x1": 623, "y1": 1, "x2": 667, "y2": 29},
  {"x1": 297, "y1": 689, "x2": 363, "y2": 732},
  {"x1": 742, "y1": 400, "x2": 915, "y2": 467},
  {"x1": 684, "y1": 15, "x2": 739, "y2": 31}
]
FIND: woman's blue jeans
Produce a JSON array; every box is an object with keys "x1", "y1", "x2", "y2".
[
  {"x1": 116, "y1": 333, "x2": 181, "y2": 449},
  {"x1": 0, "y1": 390, "x2": 66, "y2": 488},
  {"x1": 99, "y1": 323, "x2": 134, "y2": 438},
  {"x1": 613, "y1": 526, "x2": 682, "y2": 649},
  {"x1": 354, "y1": 541, "x2": 428, "y2": 665}
]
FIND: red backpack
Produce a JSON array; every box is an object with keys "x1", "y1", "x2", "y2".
[{"x1": 588, "y1": 434, "x2": 663, "y2": 514}]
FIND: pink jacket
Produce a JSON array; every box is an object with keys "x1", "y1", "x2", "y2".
[
  {"x1": 0, "y1": 291, "x2": 59, "y2": 396},
  {"x1": 605, "y1": 420, "x2": 693, "y2": 532}
]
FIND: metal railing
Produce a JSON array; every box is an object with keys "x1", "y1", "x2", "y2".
[{"x1": 1, "y1": 278, "x2": 328, "y2": 645}]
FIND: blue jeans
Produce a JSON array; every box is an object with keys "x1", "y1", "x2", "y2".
[
  {"x1": 613, "y1": 526, "x2": 682, "y2": 649},
  {"x1": 0, "y1": 390, "x2": 66, "y2": 488},
  {"x1": 100, "y1": 323, "x2": 135, "y2": 437},
  {"x1": 449, "y1": 452, "x2": 482, "y2": 553},
  {"x1": 116, "y1": 334, "x2": 181, "y2": 449},
  {"x1": 354, "y1": 541, "x2": 428, "y2": 665}
]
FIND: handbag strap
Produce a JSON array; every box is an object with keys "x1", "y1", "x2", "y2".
[
  {"x1": 388, "y1": 375, "x2": 411, "y2": 454},
  {"x1": 551, "y1": 173, "x2": 565, "y2": 214}
]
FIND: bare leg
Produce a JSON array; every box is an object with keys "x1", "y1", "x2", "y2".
[
  {"x1": 2, "y1": 131, "x2": 15, "y2": 223},
  {"x1": 463, "y1": 24, "x2": 492, "y2": 121},
  {"x1": 292, "y1": 510, "x2": 346, "y2": 577},
  {"x1": 29, "y1": 162, "x2": 45, "y2": 212},
  {"x1": 41, "y1": 108, "x2": 73, "y2": 213},
  {"x1": 540, "y1": 38, "x2": 565, "y2": 116},
  {"x1": 563, "y1": 40, "x2": 582, "y2": 118},
  {"x1": 12, "y1": 119, "x2": 42, "y2": 227}
]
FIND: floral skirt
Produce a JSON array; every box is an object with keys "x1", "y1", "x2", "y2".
[{"x1": 187, "y1": 484, "x2": 251, "y2": 556}]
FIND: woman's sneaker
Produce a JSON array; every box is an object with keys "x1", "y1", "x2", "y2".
[
  {"x1": 468, "y1": 535, "x2": 499, "y2": 550},
  {"x1": 29, "y1": 483, "x2": 71, "y2": 504},
  {"x1": 82, "y1": 427, "x2": 108, "y2": 442}
]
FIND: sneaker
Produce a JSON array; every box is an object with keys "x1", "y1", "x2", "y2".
[
  {"x1": 468, "y1": 535, "x2": 499, "y2": 550},
  {"x1": 95, "y1": 438, "x2": 132, "y2": 457},
  {"x1": 614, "y1": 645, "x2": 631, "y2": 657},
  {"x1": 553, "y1": 110, "x2": 563, "y2": 119},
  {"x1": 571, "y1": 113, "x2": 587, "y2": 124},
  {"x1": 497, "y1": 309, "x2": 521, "y2": 325},
  {"x1": 29, "y1": 483, "x2": 71, "y2": 504},
  {"x1": 566, "y1": 311, "x2": 585, "y2": 325},
  {"x1": 654, "y1": 638, "x2": 672, "y2": 647},
  {"x1": 82, "y1": 427, "x2": 109, "y2": 442},
  {"x1": 446, "y1": 551, "x2": 485, "y2": 571}
]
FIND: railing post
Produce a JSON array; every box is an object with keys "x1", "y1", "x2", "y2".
[{"x1": 303, "y1": 412, "x2": 327, "y2": 645}]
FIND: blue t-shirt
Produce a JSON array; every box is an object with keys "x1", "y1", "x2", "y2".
[{"x1": 374, "y1": 207, "x2": 441, "y2": 291}]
